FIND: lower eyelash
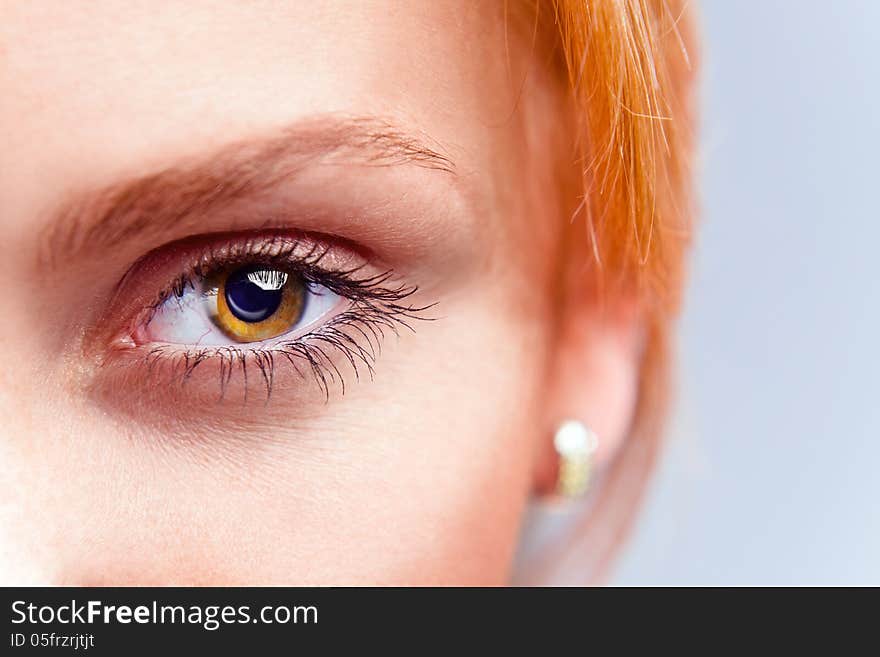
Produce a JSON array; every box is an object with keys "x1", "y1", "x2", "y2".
[{"x1": 138, "y1": 291, "x2": 435, "y2": 402}]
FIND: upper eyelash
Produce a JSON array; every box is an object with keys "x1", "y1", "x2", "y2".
[
  {"x1": 133, "y1": 233, "x2": 436, "y2": 400},
  {"x1": 152, "y1": 234, "x2": 371, "y2": 311}
]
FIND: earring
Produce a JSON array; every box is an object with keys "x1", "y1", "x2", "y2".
[{"x1": 553, "y1": 420, "x2": 599, "y2": 499}]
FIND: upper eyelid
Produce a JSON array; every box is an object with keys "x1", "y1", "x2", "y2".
[
  {"x1": 160, "y1": 234, "x2": 338, "y2": 300},
  {"x1": 114, "y1": 229, "x2": 371, "y2": 308}
]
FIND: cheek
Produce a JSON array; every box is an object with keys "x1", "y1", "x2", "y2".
[{"x1": 6, "y1": 294, "x2": 547, "y2": 585}]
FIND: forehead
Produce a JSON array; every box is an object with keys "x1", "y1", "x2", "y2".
[{"x1": 0, "y1": 1, "x2": 534, "y2": 222}]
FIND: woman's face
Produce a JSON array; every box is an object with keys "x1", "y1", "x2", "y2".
[{"x1": 0, "y1": 1, "x2": 637, "y2": 584}]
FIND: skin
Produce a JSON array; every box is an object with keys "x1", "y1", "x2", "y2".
[{"x1": 0, "y1": 1, "x2": 641, "y2": 585}]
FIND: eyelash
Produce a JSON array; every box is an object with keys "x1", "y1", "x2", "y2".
[{"x1": 129, "y1": 234, "x2": 434, "y2": 400}]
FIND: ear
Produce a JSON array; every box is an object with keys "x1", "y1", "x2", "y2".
[{"x1": 532, "y1": 286, "x2": 645, "y2": 497}]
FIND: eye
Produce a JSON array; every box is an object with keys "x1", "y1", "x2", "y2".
[
  {"x1": 140, "y1": 264, "x2": 341, "y2": 346},
  {"x1": 106, "y1": 232, "x2": 435, "y2": 400}
]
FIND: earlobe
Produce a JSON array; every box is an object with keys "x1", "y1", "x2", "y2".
[{"x1": 533, "y1": 296, "x2": 644, "y2": 499}]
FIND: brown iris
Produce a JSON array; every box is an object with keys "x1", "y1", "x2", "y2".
[{"x1": 211, "y1": 266, "x2": 305, "y2": 342}]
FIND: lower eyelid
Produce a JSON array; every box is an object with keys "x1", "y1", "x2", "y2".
[
  {"x1": 83, "y1": 289, "x2": 436, "y2": 436},
  {"x1": 99, "y1": 299, "x2": 379, "y2": 406},
  {"x1": 106, "y1": 285, "x2": 431, "y2": 399}
]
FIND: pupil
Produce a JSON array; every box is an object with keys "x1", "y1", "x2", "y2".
[{"x1": 224, "y1": 267, "x2": 285, "y2": 323}]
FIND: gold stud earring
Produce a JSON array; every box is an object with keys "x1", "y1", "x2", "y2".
[{"x1": 553, "y1": 420, "x2": 599, "y2": 499}]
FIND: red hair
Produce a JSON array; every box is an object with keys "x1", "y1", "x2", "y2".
[{"x1": 519, "y1": 0, "x2": 699, "y2": 583}]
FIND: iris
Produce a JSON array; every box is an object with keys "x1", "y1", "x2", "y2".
[
  {"x1": 224, "y1": 267, "x2": 287, "y2": 323},
  {"x1": 207, "y1": 265, "x2": 306, "y2": 342}
]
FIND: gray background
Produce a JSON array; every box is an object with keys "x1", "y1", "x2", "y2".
[{"x1": 612, "y1": 1, "x2": 880, "y2": 585}]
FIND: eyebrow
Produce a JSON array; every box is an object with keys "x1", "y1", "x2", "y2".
[{"x1": 39, "y1": 115, "x2": 455, "y2": 269}]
